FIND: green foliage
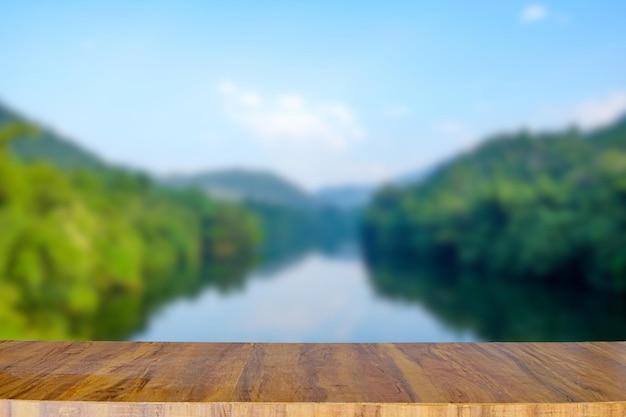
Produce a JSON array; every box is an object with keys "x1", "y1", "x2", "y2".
[
  {"x1": 246, "y1": 201, "x2": 359, "y2": 259},
  {"x1": 0, "y1": 122, "x2": 261, "y2": 340},
  {"x1": 363, "y1": 117, "x2": 626, "y2": 293}
]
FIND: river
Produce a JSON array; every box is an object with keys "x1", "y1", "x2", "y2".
[
  {"x1": 132, "y1": 245, "x2": 626, "y2": 342},
  {"x1": 132, "y1": 250, "x2": 478, "y2": 342}
]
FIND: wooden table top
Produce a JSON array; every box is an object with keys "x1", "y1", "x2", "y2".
[{"x1": 1, "y1": 341, "x2": 625, "y2": 416}]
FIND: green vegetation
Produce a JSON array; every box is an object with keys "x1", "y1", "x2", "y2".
[
  {"x1": 0, "y1": 122, "x2": 260, "y2": 340},
  {"x1": 167, "y1": 168, "x2": 362, "y2": 261},
  {"x1": 363, "y1": 116, "x2": 626, "y2": 293},
  {"x1": 246, "y1": 201, "x2": 359, "y2": 260},
  {"x1": 0, "y1": 102, "x2": 359, "y2": 341}
]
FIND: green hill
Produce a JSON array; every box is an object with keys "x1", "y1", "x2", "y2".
[
  {"x1": 0, "y1": 103, "x2": 106, "y2": 171},
  {"x1": 166, "y1": 169, "x2": 317, "y2": 208},
  {"x1": 167, "y1": 170, "x2": 362, "y2": 256},
  {"x1": 362, "y1": 116, "x2": 626, "y2": 293},
  {"x1": 0, "y1": 104, "x2": 261, "y2": 340}
]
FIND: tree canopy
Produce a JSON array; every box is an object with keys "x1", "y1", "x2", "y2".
[
  {"x1": 0, "y1": 123, "x2": 261, "y2": 340},
  {"x1": 362, "y1": 117, "x2": 626, "y2": 293}
]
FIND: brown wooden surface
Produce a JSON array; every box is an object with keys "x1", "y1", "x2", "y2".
[{"x1": 1, "y1": 340, "x2": 625, "y2": 416}]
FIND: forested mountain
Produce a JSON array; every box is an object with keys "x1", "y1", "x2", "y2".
[
  {"x1": 166, "y1": 170, "x2": 364, "y2": 255},
  {"x1": 0, "y1": 113, "x2": 261, "y2": 340},
  {"x1": 0, "y1": 102, "x2": 357, "y2": 212},
  {"x1": 166, "y1": 169, "x2": 316, "y2": 208},
  {"x1": 362, "y1": 116, "x2": 626, "y2": 293},
  {"x1": 168, "y1": 169, "x2": 378, "y2": 211},
  {"x1": 0, "y1": 103, "x2": 106, "y2": 171},
  {"x1": 0, "y1": 101, "x2": 364, "y2": 340}
]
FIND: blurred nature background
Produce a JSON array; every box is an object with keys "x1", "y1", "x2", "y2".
[{"x1": 1, "y1": 1, "x2": 626, "y2": 342}]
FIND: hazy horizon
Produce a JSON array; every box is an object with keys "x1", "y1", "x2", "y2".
[{"x1": 2, "y1": 1, "x2": 626, "y2": 189}]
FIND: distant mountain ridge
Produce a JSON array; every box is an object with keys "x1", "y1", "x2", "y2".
[
  {"x1": 166, "y1": 169, "x2": 382, "y2": 210},
  {"x1": 1, "y1": 100, "x2": 412, "y2": 210},
  {"x1": 165, "y1": 169, "x2": 318, "y2": 208}
]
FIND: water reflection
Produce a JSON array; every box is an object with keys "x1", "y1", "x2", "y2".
[
  {"x1": 128, "y1": 239, "x2": 626, "y2": 342},
  {"x1": 93, "y1": 258, "x2": 257, "y2": 340},
  {"x1": 365, "y1": 258, "x2": 626, "y2": 341},
  {"x1": 132, "y1": 251, "x2": 476, "y2": 342}
]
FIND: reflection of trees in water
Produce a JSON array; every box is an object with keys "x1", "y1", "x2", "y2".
[
  {"x1": 98, "y1": 199, "x2": 364, "y2": 340},
  {"x1": 252, "y1": 250, "x2": 309, "y2": 278},
  {"x1": 95, "y1": 257, "x2": 258, "y2": 340},
  {"x1": 257, "y1": 241, "x2": 362, "y2": 278},
  {"x1": 245, "y1": 202, "x2": 360, "y2": 260},
  {"x1": 364, "y1": 256, "x2": 626, "y2": 341},
  {"x1": 114, "y1": 234, "x2": 359, "y2": 341}
]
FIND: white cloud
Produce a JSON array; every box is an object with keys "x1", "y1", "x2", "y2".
[
  {"x1": 240, "y1": 92, "x2": 262, "y2": 107},
  {"x1": 217, "y1": 81, "x2": 236, "y2": 95},
  {"x1": 277, "y1": 95, "x2": 304, "y2": 109},
  {"x1": 217, "y1": 82, "x2": 364, "y2": 150},
  {"x1": 570, "y1": 91, "x2": 626, "y2": 130},
  {"x1": 520, "y1": 4, "x2": 549, "y2": 23}
]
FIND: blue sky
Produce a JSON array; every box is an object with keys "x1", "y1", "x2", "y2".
[{"x1": 1, "y1": 1, "x2": 625, "y2": 189}]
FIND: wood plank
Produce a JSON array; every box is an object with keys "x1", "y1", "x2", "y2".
[
  {"x1": 1, "y1": 341, "x2": 625, "y2": 416},
  {"x1": 0, "y1": 341, "x2": 253, "y2": 402}
]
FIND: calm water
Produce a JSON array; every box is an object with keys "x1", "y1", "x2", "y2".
[
  {"x1": 132, "y1": 248, "x2": 626, "y2": 342},
  {"x1": 132, "y1": 251, "x2": 477, "y2": 342}
]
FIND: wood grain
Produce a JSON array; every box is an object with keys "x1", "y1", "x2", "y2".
[{"x1": 1, "y1": 341, "x2": 625, "y2": 416}]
